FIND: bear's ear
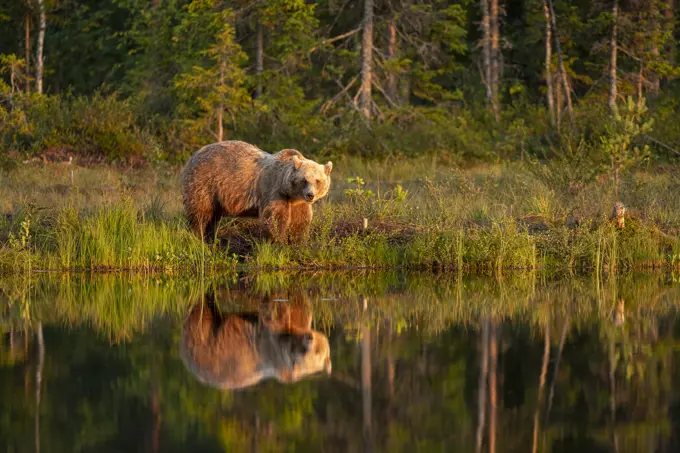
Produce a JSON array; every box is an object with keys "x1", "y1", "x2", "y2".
[
  {"x1": 293, "y1": 156, "x2": 303, "y2": 170},
  {"x1": 324, "y1": 161, "x2": 333, "y2": 175}
]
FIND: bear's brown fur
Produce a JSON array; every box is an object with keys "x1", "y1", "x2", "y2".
[
  {"x1": 181, "y1": 140, "x2": 333, "y2": 242},
  {"x1": 179, "y1": 293, "x2": 332, "y2": 390}
]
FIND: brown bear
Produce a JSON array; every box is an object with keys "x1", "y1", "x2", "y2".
[
  {"x1": 179, "y1": 294, "x2": 332, "y2": 390},
  {"x1": 181, "y1": 140, "x2": 333, "y2": 242}
]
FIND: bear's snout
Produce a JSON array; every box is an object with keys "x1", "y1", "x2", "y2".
[{"x1": 305, "y1": 192, "x2": 315, "y2": 201}]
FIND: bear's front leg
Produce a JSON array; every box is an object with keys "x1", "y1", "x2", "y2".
[
  {"x1": 261, "y1": 200, "x2": 291, "y2": 243},
  {"x1": 289, "y1": 202, "x2": 313, "y2": 242}
]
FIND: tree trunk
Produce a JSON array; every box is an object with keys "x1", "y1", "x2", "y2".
[
  {"x1": 255, "y1": 16, "x2": 264, "y2": 99},
  {"x1": 488, "y1": 323, "x2": 498, "y2": 453},
  {"x1": 480, "y1": 0, "x2": 493, "y2": 114},
  {"x1": 664, "y1": 0, "x2": 676, "y2": 68},
  {"x1": 531, "y1": 324, "x2": 551, "y2": 453},
  {"x1": 609, "y1": 0, "x2": 618, "y2": 112},
  {"x1": 475, "y1": 320, "x2": 490, "y2": 453},
  {"x1": 490, "y1": 0, "x2": 500, "y2": 120},
  {"x1": 547, "y1": 0, "x2": 574, "y2": 127},
  {"x1": 359, "y1": 0, "x2": 374, "y2": 123},
  {"x1": 36, "y1": 0, "x2": 46, "y2": 94},
  {"x1": 217, "y1": 63, "x2": 225, "y2": 142},
  {"x1": 386, "y1": 16, "x2": 398, "y2": 105},
  {"x1": 542, "y1": 0, "x2": 555, "y2": 126},
  {"x1": 25, "y1": 13, "x2": 31, "y2": 94},
  {"x1": 650, "y1": 5, "x2": 661, "y2": 94}
]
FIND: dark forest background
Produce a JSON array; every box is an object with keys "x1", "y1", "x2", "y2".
[{"x1": 1, "y1": 0, "x2": 680, "y2": 166}]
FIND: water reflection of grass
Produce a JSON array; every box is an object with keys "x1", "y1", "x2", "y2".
[{"x1": 1, "y1": 271, "x2": 678, "y2": 342}]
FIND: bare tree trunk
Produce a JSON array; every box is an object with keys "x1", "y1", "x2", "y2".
[
  {"x1": 217, "y1": 63, "x2": 225, "y2": 142},
  {"x1": 542, "y1": 0, "x2": 555, "y2": 126},
  {"x1": 490, "y1": 0, "x2": 501, "y2": 120},
  {"x1": 665, "y1": 0, "x2": 676, "y2": 68},
  {"x1": 488, "y1": 323, "x2": 498, "y2": 453},
  {"x1": 25, "y1": 13, "x2": 31, "y2": 93},
  {"x1": 547, "y1": 0, "x2": 574, "y2": 127},
  {"x1": 359, "y1": 0, "x2": 374, "y2": 123},
  {"x1": 386, "y1": 16, "x2": 398, "y2": 105},
  {"x1": 480, "y1": 0, "x2": 493, "y2": 113},
  {"x1": 255, "y1": 16, "x2": 264, "y2": 99},
  {"x1": 609, "y1": 0, "x2": 619, "y2": 112},
  {"x1": 36, "y1": 0, "x2": 45, "y2": 94},
  {"x1": 476, "y1": 320, "x2": 490, "y2": 453},
  {"x1": 361, "y1": 298, "x2": 373, "y2": 453},
  {"x1": 650, "y1": 6, "x2": 661, "y2": 94},
  {"x1": 532, "y1": 323, "x2": 551, "y2": 453},
  {"x1": 35, "y1": 324, "x2": 44, "y2": 453}
]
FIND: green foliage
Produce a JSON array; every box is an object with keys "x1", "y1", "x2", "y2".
[{"x1": 600, "y1": 97, "x2": 654, "y2": 194}]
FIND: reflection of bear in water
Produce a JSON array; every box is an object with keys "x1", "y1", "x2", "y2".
[{"x1": 180, "y1": 293, "x2": 332, "y2": 390}]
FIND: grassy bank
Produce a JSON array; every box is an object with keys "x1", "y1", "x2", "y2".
[{"x1": 1, "y1": 158, "x2": 679, "y2": 274}]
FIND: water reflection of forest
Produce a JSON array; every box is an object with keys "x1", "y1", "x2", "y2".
[{"x1": 1, "y1": 271, "x2": 680, "y2": 452}]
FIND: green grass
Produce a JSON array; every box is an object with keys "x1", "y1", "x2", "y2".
[{"x1": 0, "y1": 158, "x2": 679, "y2": 273}]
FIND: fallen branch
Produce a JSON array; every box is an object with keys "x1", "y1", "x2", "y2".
[
  {"x1": 644, "y1": 134, "x2": 680, "y2": 157},
  {"x1": 310, "y1": 28, "x2": 361, "y2": 53}
]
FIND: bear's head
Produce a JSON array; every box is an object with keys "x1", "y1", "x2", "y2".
[{"x1": 291, "y1": 156, "x2": 333, "y2": 203}]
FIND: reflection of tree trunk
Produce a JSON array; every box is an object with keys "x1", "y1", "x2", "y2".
[
  {"x1": 251, "y1": 412, "x2": 260, "y2": 453},
  {"x1": 488, "y1": 323, "x2": 498, "y2": 453},
  {"x1": 476, "y1": 320, "x2": 490, "y2": 453},
  {"x1": 362, "y1": 298, "x2": 372, "y2": 453},
  {"x1": 35, "y1": 324, "x2": 44, "y2": 453},
  {"x1": 609, "y1": 334, "x2": 619, "y2": 453},
  {"x1": 386, "y1": 322, "x2": 395, "y2": 400},
  {"x1": 532, "y1": 323, "x2": 551, "y2": 453},
  {"x1": 150, "y1": 383, "x2": 160, "y2": 453},
  {"x1": 546, "y1": 317, "x2": 569, "y2": 421}
]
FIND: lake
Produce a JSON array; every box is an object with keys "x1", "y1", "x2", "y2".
[{"x1": 1, "y1": 271, "x2": 680, "y2": 453}]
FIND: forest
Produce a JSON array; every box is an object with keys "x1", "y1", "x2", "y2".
[{"x1": 1, "y1": 0, "x2": 680, "y2": 164}]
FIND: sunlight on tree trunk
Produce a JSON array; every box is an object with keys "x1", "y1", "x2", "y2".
[
  {"x1": 490, "y1": 0, "x2": 500, "y2": 120},
  {"x1": 547, "y1": 0, "x2": 573, "y2": 128},
  {"x1": 359, "y1": 0, "x2": 374, "y2": 123},
  {"x1": 609, "y1": 0, "x2": 619, "y2": 113},
  {"x1": 542, "y1": 0, "x2": 555, "y2": 126},
  {"x1": 387, "y1": 16, "x2": 398, "y2": 105},
  {"x1": 36, "y1": 0, "x2": 45, "y2": 94},
  {"x1": 480, "y1": 0, "x2": 493, "y2": 115}
]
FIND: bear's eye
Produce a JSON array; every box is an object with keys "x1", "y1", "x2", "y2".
[{"x1": 315, "y1": 179, "x2": 321, "y2": 185}]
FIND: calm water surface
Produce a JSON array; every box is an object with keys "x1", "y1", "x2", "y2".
[{"x1": 2, "y1": 272, "x2": 680, "y2": 453}]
